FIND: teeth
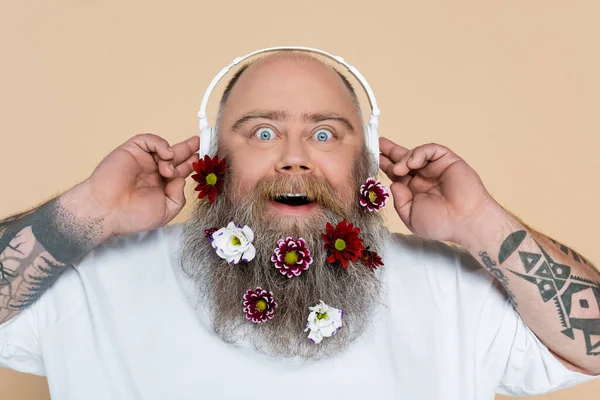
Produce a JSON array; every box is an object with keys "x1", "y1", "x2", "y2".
[{"x1": 283, "y1": 193, "x2": 306, "y2": 197}]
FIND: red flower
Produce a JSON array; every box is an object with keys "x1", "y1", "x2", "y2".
[
  {"x1": 361, "y1": 247, "x2": 384, "y2": 271},
  {"x1": 191, "y1": 155, "x2": 228, "y2": 203},
  {"x1": 271, "y1": 237, "x2": 313, "y2": 278},
  {"x1": 243, "y1": 287, "x2": 278, "y2": 323},
  {"x1": 321, "y1": 219, "x2": 365, "y2": 270},
  {"x1": 359, "y1": 178, "x2": 389, "y2": 212}
]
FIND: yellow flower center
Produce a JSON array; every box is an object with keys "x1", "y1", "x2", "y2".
[
  {"x1": 334, "y1": 238, "x2": 346, "y2": 251},
  {"x1": 368, "y1": 190, "x2": 376, "y2": 203},
  {"x1": 231, "y1": 236, "x2": 241, "y2": 246},
  {"x1": 284, "y1": 251, "x2": 299, "y2": 265},
  {"x1": 206, "y1": 173, "x2": 217, "y2": 186},
  {"x1": 256, "y1": 300, "x2": 267, "y2": 312},
  {"x1": 316, "y1": 312, "x2": 327, "y2": 320}
]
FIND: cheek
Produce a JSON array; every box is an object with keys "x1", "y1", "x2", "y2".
[
  {"x1": 228, "y1": 151, "x2": 275, "y2": 195},
  {"x1": 316, "y1": 156, "x2": 357, "y2": 199}
]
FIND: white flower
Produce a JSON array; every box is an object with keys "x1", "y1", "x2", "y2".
[
  {"x1": 211, "y1": 222, "x2": 256, "y2": 264},
  {"x1": 304, "y1": 300, "x2": 343, "y2": 344}
]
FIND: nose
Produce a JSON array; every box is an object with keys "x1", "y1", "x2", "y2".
[{"x1": 275, "y1": 136, "x2": 314, "y2": 175}]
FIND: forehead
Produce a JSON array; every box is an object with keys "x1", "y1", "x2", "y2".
[{"x1": 219, "y1": 54, "x2": 360, "y2": 124}]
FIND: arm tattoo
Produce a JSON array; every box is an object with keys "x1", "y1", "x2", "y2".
[
  {"x1": 497, "y1": 230, "x2": 600, "y2": 356},
  {"x1": 0, "y1": 198, "x2": 103, "y2": 323},
  {"x1": 478, "y1": 251, "x2": 518, "y2": 307}
]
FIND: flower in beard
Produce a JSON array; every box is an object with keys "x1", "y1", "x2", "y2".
[
  {"x1": 322, "y1": 219, "x2": 365, "y2": 270},
  {"x1": 361, "y1": 246, "x2": 384, "y2": 271},
  {"x1": 211, "y1": 222, "x2": 256, "y2": 264},
  {"x1": 304, "y1": 300, "x2": 343, "y2": 344},
  {"x1": 203, "y1": 228, "x2": 217, "y2": 239},
  {"x1": 271, "y1": 237, "x2": 313, "y2": 278},
  {"x1": 243, "y1": 287, "x2": 278, "y2": 323},
  {"x1": 359, "y1": 178, "x2": 389, "y2": 212},
  {"x1": 191, "y1": 155, "x2": 227, "y2": 203}
]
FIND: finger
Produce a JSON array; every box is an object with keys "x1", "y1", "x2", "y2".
[
  {"x1": 390, "y1": 181, "x2": 414, "y2": 228},
  {"x1": 174, "y1": 153, "x2": 200, "y2": 178},
  {"x1": 170, "y1": 136, "x2": 200, "y2": 165},
  {"x1": 130, "y1": 133, "x2": 174, "y2": 161},
  {"x1": 392, "y1": 144, "x2": 449, "y2": 177},
  {"x1": 158, "y1": 159, "x2": 176, "y2": 179},
  {"x1": 379, "y1": 137, "x2": 410, "y2": 163},
  {"x1": 379, "y1": 154, "x2": 396, "y2": 180},
  {"x1": 164, "y1": 177, "x2": 187, "y2": 222},
  {"x1": 380, "y1": 154, "x2": 414, "y2": 186}
]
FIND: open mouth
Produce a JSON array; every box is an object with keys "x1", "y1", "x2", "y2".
[{"x1": 272, "y1": 193, "x2": 313, "y2": 207}]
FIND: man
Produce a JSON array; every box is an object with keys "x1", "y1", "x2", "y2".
[{"x1": 0, "y1": 51, "x2": 598, "y2": 399}]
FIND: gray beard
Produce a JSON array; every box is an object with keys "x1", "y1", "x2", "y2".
[{"x1": 180, "y1": 155, "x2": 389, "y2": 360}]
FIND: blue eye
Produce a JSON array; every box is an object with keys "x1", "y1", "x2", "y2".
[
  {"x1": 255, "y1": 127, "x2": 276, "y2": 141},
  {"x1": 314, "y1": 129, "x2": 333, "y2": 142}
]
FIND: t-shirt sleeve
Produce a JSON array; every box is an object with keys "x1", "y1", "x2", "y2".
[
  {"x1": 467, "y1": 249, "x2": 600, "y2": 396},
  {"x1": 0, "y1": 303, "x2": 45, "y2": 375}
]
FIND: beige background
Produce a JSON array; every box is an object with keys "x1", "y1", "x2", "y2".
[{"x1": 1, "y1": 0, "x2": 599, "y2": 398}]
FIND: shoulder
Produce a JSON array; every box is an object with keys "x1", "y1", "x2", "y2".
[
  {"x1": 82, "y1": 223, "x2": 183, "y2": 265},
  {"x1": 37, "y1": 224, "x2": 184, "y2": 324},
  {"x1": 383, "y1": 232, "x2": 496, "y2": 295}
]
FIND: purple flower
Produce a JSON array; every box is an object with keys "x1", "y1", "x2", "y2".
[
  {"x1": 271, "y1": 237, "x2": 313, "y2": 278},
  {"x1": 359, "y1": 178, "x2": 389, "y2": 212},
  {"x1": 243, "y1": 287, "x2": 277, "y2": 323}
]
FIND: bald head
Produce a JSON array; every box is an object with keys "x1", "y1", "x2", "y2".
[{"x1": 216, "y1": 52, "x2": 363, "y2": 128}]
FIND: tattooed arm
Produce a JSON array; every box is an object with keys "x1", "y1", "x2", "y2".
[
  {"x1": 0, "y1": 187, "x2": 109, "y2": 324},
  {"x1": 0, "y1": 133, "x2": 199, "y2": 325},
  {"x1": 458, "y1": 205, "x2": 600, "y2": 375}
]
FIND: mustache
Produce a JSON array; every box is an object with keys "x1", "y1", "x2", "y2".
[{"x1": 243, "y1": 174, "x2": 350, "y2": 217}]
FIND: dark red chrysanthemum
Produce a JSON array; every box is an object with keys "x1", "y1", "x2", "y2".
[
  {"x1": 191, "y1": 155, "x2": 228, "y2": 203},
  {"x1": 321, "y1": 219, "x2": 365, "y2": 270},
  {"x1": 361, "y1": 246, "x2": 384, "y2": 271},
  {"x1": 204, "y1": 228, "x2": 217, "y2": 239},
  {"x1": 359, "y1": 178, "x2": 389, "y2": 212},
  {"x1": 243, "y1": 287, "x2": 278, "y2": 323},
  {"x1": 271, "y1": 237, "x2": 313, "y2": 278}
]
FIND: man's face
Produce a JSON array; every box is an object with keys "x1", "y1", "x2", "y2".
[
  {"x1": 217, "y1": 56, "x2": 364, "y2": 218},
  {"x1": 182, "y1": 54, "x2": 387, "y2": 360}
]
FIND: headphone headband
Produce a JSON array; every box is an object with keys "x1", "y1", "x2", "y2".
[{"x1": 198, "y1": 46, "x2": 381, "y2": 168}]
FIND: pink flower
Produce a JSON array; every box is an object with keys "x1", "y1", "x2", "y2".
[
  {"x1": 271, "y1": 237, "x2": 313, "y2": 278},
  {"x1": 243, "y1": 287, "x2": 277, "y2": 323},
  {"x1": 359, "y1": 178, "x2": 389, "y2": 212}
]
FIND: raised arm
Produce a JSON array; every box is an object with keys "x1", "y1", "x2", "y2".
[
  {"x1": 379, "y1": 137, "x2": 600, "y2": 376},
  {"x1": 460, "y1": 207, "x2": 600, "y2": 375},
  {"x1": 0, "y1": 134, "x2": 199, "y2": 324}
]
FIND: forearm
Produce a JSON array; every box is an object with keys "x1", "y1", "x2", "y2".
[
  {"x1": 0, "y1": 182, "x2": 111, "y2": 324},
  {"x1": 457, "y1": 203, "x2": 600, "y2": 375}
]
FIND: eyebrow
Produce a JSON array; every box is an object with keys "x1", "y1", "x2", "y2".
[{"x1": 230, "y1": 110, "x2": 356, "y2": 133}]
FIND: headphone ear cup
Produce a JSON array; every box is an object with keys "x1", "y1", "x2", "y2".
[
  {"x1": 364, "y1": 124, "x2": 372, "y2": 152},
  {"x1": 364, "y1": 123, "x2": 380, "y2": 170}
]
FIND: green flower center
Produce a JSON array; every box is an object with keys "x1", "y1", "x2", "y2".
[
  {"x1": 231, "y1": 236, "x2": 241, "y2": 246},
  {"x1": 316, "y1": 312, "x2": 327, "y2": 320},
  {"x1": 368, "y1": 190, "x2": 376, "y2": 203},
  {"x1": 334, "y1": 238, "x2": 346, "y2": 251},
  {"x1": 284, "y1": 251, "x2": 299, "y2": 265},
  {"x1": 256, "y1": 300, "x2": 267, "y2": 312},
  {"x1": 206, "y1": 173, "x2": 218, "y2": 186}
]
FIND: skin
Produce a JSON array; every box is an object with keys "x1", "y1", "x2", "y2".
[
  {"x1": 0, "y1": 53, "x2": 599, "y2": 377},
  {"x1": 216, "y1": 55, "x2": 364, "y2": 216}
]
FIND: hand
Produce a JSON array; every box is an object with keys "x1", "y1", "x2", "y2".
[
  {"x1": 379, "y1": 137, "x2": 498, "y2": 243},
  {"x1": 83, "y1": 133, "x2": 199, "y2": 236}
]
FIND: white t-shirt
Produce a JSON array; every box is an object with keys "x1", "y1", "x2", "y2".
[{"x1": 0, "y1": 224, "x2": 597, "y2": 399}]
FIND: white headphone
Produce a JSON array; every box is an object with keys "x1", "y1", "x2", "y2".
[{"x1": 197, "y1": 46, "x2": 381, "y2": 167}]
